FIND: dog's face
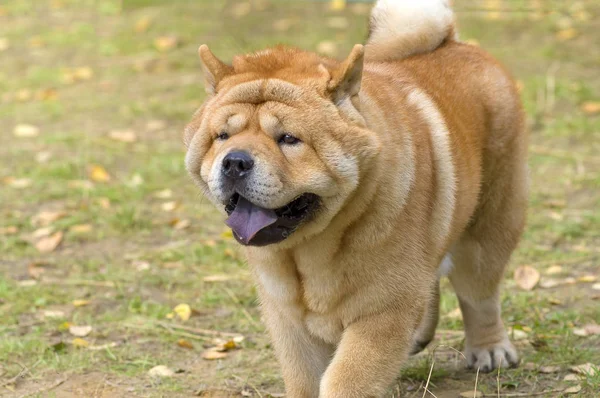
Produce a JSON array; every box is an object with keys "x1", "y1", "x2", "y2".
[{"x1": 185, "y1": 45, "x2": 379, "y2": 247}]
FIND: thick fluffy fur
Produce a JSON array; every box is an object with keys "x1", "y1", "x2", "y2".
[{"x1": 184, "y1": 0, "x2": 527, "y2": 396}]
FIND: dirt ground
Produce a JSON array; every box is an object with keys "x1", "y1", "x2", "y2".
[{"x1": 1, "y1": 0, "x2": 599, "y2": 397}]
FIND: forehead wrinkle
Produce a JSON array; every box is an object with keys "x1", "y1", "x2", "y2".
[{"x1": 218, "y1": 79, "x2": 304, "y2": 107}]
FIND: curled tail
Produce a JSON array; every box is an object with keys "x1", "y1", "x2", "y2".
[{"x1": 366, "y1": 0, "x2": 457, "y2": 62}]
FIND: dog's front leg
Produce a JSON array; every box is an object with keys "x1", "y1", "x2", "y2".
[
  {"x1": 319, "y1": 310, "x2": 417, "y2": 398},
  {"x1": 261, "y1": 298, "x2": 334, "y2": 398}
]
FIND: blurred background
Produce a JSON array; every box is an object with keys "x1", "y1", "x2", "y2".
[{"x1": 1, "y1": 0, "x2": 599, "y2": 397}]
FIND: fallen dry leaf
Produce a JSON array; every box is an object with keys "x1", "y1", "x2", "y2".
[
  {"x1": 173, "y1": 303, "x2": 192, "y2": 321},
  {"x1": 35, "y1": 231, "x2": 64, "y2": 253},
  {"x1": 593, "y1": 283, "x2": 600, "y2": 291},
  {"x1": 74, "y1": 67, "x2": 94, "y2": 81},
  {"x1": 28, "y1": 262, "x2": 47, "y2": 279},
  {"x1": 108, "y1": 129, "x2": 137, "y2": 143},
  {"x1": 98, "y1": 197, "x2": 111, "y2": 209},
  {"x1": 202, "y1": 350, "x2": 228, "y2": 360},
  {"x1": 574, "y1": 324, "x2": 600, "y2": 337},
  {"x1": 32, "y1": 226, "x2": 54, "y2": 239},
  {"x1": 582, "y1": 101, "x2": 600, "y2": 115},
  {"x1": 89, "y1": 165, "x2": 111, "y2": 182},
  {"x1": 154, "y1": 188, "x2": 173, "y2": 199},
  {"x1": 556, "y1": 28, "x2": 578, "y2": 41},
  {"x1": 43, "y1": 310, "x2": 65, "y2": 318},
  {"x1": 4, "y1": 177, "x2": 32, "y2": 189},
  {"x1": 69, "y1": 325, "x2": 92, "y2": 337},
  {"x1": 177, "y1": 339, "x2": 194, "y2": 349},
  {"x1": 133, "y1": 260, "x2": 150, "y2": 271},
  {"x1": 539, "y1": 365, "x2": 561, "y2": 374},
  {"x1": 570, "y1": 363, "x2": 598, "y2": 376},
  {"x1": 161, "y1": 201, "x2": 178, "y2": 212},
  {"x1": 564, "y1": 374, "x2": 580, "y2": 381},
  {"x1": 154, "y1": 35, "x2": 178, "y2": 52},
  {"x1": 0, "y1": 226, "x2": 18, "y2": 235},
  {"x1": 134, "y1": 16, "x2": 153, "y2": 33},
  {"x1": 514, "y1": 265, "x2": 540, "y2": 290},
  {"x1": 88, "y1": 342, "x2": 119, "y2": 351},
  {"x1": 508, "y1": 328, "x2": 528, "y2": 341},
  {"x1": 545, "y1": 265, "x2": 563, "y2": 275},
  {"x1": 578, "y1": 275, "x2": 597, "y2": 283},
  {"x1": 0, "y1": 37, "x2": 8, "y2": 52},
  {"x1": 171, "y1": 218, "x2": 190, "y2": 230},
  {"x1": 148, "y1": 365, "x2": 175, "y2": 377},
  {"x1": 13, "y1": 123, "x2": 39, "y2": 137},
  {"x1": 68, "y1": 180, "x2": 95, "y2": 190},
  {"x1": 329, "y1": 0, "x2": 346, "y2": 11},
  {"x1": 70, "y1": 224, "x2": 93, "y2": 234},
  {"x1": 33, "y1": 210, "x2": 67, "y2": 226},
  {"x1": 128, "y1": 174, "x2": 144, "y2": 187},
  {"x1": 72, "y1": 299, "x2": 90, "y2": 307},
  {"x1": 563, "y1": 385, "x2": 582, "y2": 394},
  {"x1": 162, "y1": 261, "x2": 183, "y2": 269},
  {"x1": 72, "y1": 338, "x2": 90, "y2": 348}
]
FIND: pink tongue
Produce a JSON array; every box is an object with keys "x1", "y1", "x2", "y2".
[{"x1": 225, "y1": 196, "x2": 278, "y2": 244}]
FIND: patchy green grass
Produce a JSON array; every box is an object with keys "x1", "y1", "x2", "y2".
[{"x1": 1, "y1": 0, "x2": 599, "y2": 397}]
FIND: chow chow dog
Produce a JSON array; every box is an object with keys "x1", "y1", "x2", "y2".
[{"x1": 184, "y1": 0, "x2": 527, "y2": 396}]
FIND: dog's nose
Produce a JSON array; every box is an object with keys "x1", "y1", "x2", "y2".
[{"x1": 222, "y1": 151, "x2": 254, "y2": 179}]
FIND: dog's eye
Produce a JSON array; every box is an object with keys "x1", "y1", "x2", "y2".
[
  {"x1": 278, "y1": 133, "x2": 301, "y2": 145},
  {"x1": 216, "y1": 132, "x2": 229, "y2": 141}
]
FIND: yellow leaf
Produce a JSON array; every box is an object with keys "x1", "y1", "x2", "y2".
[
  {"x1": 581, "y1": 102, "x2": 600, "y2": 114},
  {"x1": 72, "y1": 338, "x2": 90, "y2": 347},
  {"x1": 72, "y1": 299, "x2": 91, "y2": 307},
  {"x1": 177, "y1": 339, "x2": 194, "y2": 349},
  {"x1": 33, "y1": 210, "x2": 67, "y2": 226},
  {"x1": 32, "y1": 227, "x2": 54, "y2": 239},
  {"x1": 58, "y1": 321, "x2": 72, "y2": 331},
  {"x1": 134, "y1": 16, "x2": 152, "y2": 33},
  {"x1": 220, "y1": 229, "x2": 233, "y2": 239},
  {"x1": 202, "y1": 350, "x2": 228, "y2": 360},
  {"x1": 556, "y1": 28, "x2": 578, "y2": 41},
  {"x1": 173, "y1": 303, "x2": 191, "y2": 321},
  {"x1": 514, "y1": 265, "x2": 540, "y2": 291},
  {"x1": 0, "y1": 37, "x2": 9, "y2": 52},
  {"x1": 545, "y1": 265, "x2": 563, "y2": 275},
  {"x1": 171, "y1": 218, "x2": 190, "y2": 230},
  {"x1": 89, "y1": 165, "x2": 111, "y2": 182},
  {"x1": 35, "y1": 231, "x2": 64, "y2": 253},
  {"x1": 563, "y1": 385, "x2": 582, "y2": 394},
  {"x1": 154, "y1": 36, "x2": 178, "y2": 52},
  {"x1": 329, "y1": 0, "x2": 346, "y2": 11},
  {"x1": 165, "y1": 312, "x2": 175, "y2": 319},
  {"x1": 74, "y1": 67, "x2": 94, "y2": 81},
  {"x1": 70, "y1": 224, "x2": 93, "y2": 234},
  {"x1": 578, "y1": 275, "x2": 597, "y2": 283}
]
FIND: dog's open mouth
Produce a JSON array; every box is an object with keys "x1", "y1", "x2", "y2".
[{"x1": 224, "y1": 193, "x2": 319, "y2": 246}]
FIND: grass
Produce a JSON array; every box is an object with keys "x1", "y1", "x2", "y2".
[{"x1": 1, "y1": 0, "x2": 599, "y2": 396}]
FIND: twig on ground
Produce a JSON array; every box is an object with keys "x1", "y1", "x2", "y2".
[
  {"x1": 156, "y1": 321, "x2": 243, "y2": 338},
  {"x1": 483, "y1": 389, "x2": 565, "y2": 397},
  {"x1": 0, "y1": 360, "x2": 41, "y2": 389}
]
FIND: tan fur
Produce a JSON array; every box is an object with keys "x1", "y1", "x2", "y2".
[{"x1": 184, "y1": 2, "x2": 527, "y2": 396}]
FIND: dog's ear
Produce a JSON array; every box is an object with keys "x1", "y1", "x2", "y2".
[
  {"x1": 198, "y1": 45, "x2": 234, "y2": 95},
  {"x1": 327, "y1": 44, "x2": 364, "y2": 102}
]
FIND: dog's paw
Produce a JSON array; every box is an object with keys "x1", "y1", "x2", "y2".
[{"x1": 465, "y1": 338, "x2": 519, "y2": 373}]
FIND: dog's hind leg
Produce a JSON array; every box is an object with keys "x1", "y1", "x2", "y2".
[{"x1": 410, "y1": 280, "x2": 440, "y2": 355}]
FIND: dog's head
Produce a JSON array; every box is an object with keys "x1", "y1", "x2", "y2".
[{"x1": 185, "y1": 45, "x2": 380, "y2": 247}]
